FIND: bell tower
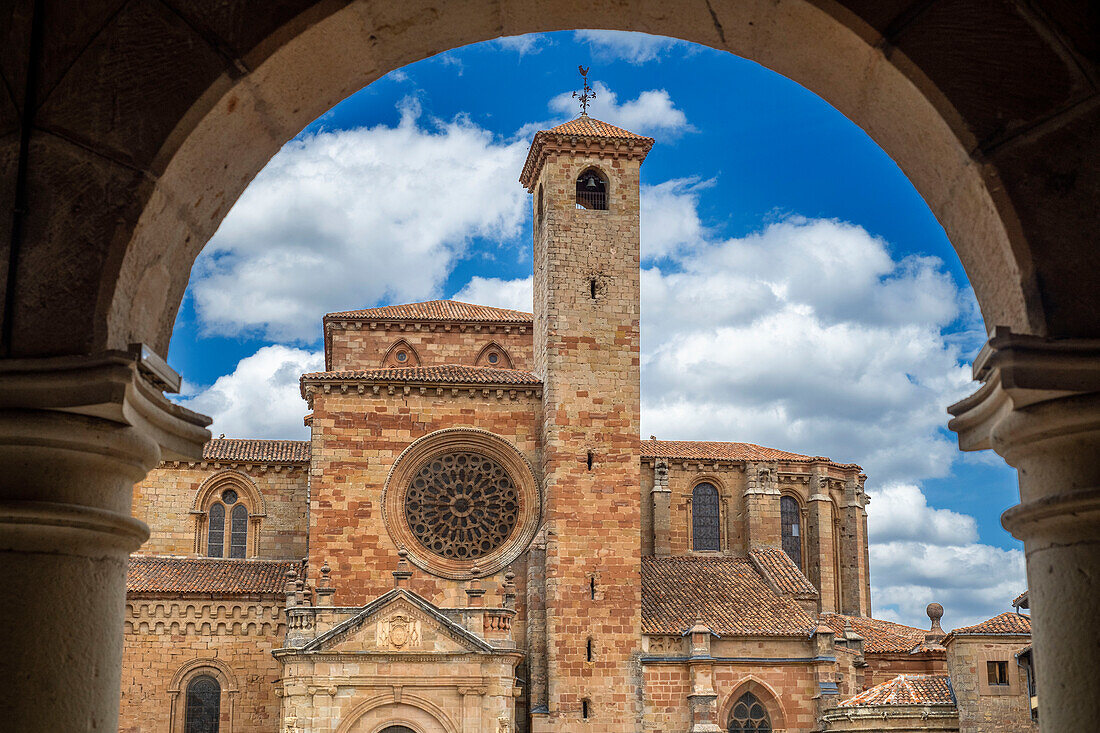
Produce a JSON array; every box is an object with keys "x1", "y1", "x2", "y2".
[{"x1": 520, "y1": 111, "x2": 654, "y2": 732}]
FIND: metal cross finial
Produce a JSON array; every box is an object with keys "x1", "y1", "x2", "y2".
[{"x1": 572, "y1": 65, "x2": 595, "y2": 116}]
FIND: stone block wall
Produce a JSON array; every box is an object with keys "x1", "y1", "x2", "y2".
[
  {"x1": 946, "y1": 636, "x2": 1036, "y2": 732},
  {"x1": 118, "y1": 597, "x2": 284, "y2": 732},
  {"x1": 132, "y1": 463, "x2": 308, "y2": 560},
  {"x1": 327, "y1": 323, "x2": 534, "y2": 371},
  {"x1": 663, "y1": 463, "x2": 747, "y2": 555},
  {"x1": 306, "y1": 388, "x2": 539, "y2": 610}
]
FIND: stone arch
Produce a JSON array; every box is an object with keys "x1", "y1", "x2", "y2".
[
  {"x1": 100, "y1": 0, "x2": 1057, "y2": 362},
  {"x1": 719, "y1": 676, "x2": 789, "y2": 732},
  {"x1": 474, "y1": 341, "x2": 514, "y2": 369},
  {"x1": 575, "y1": 165, "x2": 610, "y2": 211},
  {"x1": 382, "y1": 338, "x2": 422, "y2": 368},
  {"x1": 191, "y1": 469, "x2": 267, "y2": 557},
  {"x1": 167, "y1": 657, "x2": 239, "y2": 733},
  {"x1": 335, "y1": 691, "x2": 459, "y2": 733}
]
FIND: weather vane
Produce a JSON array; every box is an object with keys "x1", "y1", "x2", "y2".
[{"x1": 573, "y1": 65, "x2": 595, "y2": 116}]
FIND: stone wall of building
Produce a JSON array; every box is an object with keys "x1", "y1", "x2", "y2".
[
  {"x1": 133, "y1": 463, "x2": 308, "y2": 560},
  {"x1": 118, "y1": 597, "x2": 285, "y2": 732},
  {"x1": 664, "y1": 463, "x2": 747, "y2": 556},
  {"x1": 327, "y1": 323, "x2": 534, "y2": 372},
  {"x1": 946, "y1": 636, "x2": 1036, "y2": 732},
  {"x1": 306, "y1": 388, "x2": 539, "y2": 610}
]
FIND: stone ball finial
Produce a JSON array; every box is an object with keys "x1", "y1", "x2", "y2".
[
  {"x1": 504, "y1": 570, "x2": 515, "y2": 582},
  {"x1": 927, "y1": 602, "x2": 944, "y2": 623},
  {"x1": 397, "y1": 548, "x2": 408, "y2": 559},
  {"x1": 470, "y1": 564, "x2": 481, "y2": 578}
]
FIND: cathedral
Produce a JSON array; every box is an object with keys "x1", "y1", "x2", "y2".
[{"x1": 119, "y1": 115, "x2": 1036, "y2": 733}]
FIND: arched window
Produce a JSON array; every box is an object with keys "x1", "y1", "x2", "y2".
[
  {"x1": 207, "y1": 504, "x2": 225, "y2": 558},
  {"x1": 692, "y1": 483, "x2": 721, "y2": 551},
  {"x1": 576, "y1": 168, "x2": 607, "y2": 210},
  {"x1": 185, "y1": 674, "x2": 220, "y2": 733},
  {"x1": 379, "y1": 728, "x2": 416, "y2": 733},
  {"x1": 781, "y1": 495, "x2": 802, "y2": 569},
  {"x1": 205, "y1": 486, "x2": 252, "y2": 559},
  {"x1": 230, "y1": 504, "x2": 248, "y2": 559},
  {"x1": 728, "y1": 691, "x2": 771, "y2": 732}
]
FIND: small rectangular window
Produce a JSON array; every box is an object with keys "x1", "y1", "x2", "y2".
[
  {"x1": 987, "y1": 660, "x2": 1009, "y2": 685},
  {"x1": 581, "y1": 699, "x2": 590, "y2": 719}
]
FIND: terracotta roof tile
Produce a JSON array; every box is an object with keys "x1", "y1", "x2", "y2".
[
  {"x1": 202, "y1": 439, "x2": 310, "y2": 463},
  {"x1": 642, "y1": 439, "x2": 860, "y2": 469},
  {"x1": 545, "y1": 115, "x2": 652, "y2": 140},
  {"x1": 301, "y1": 365, "x2": 541, "y2": 386},
  {"x1": 641, "y1": 556, "x2": 815, "y2": 637},
  {"x1": 127, "y1": 556, "x2": 298, "y2": 595},
  {"x1": 325, "y1": 300, "x2": 532, "y2": 323},
  {"x1": 821, "y1": 613, "x2": 927, "y2": 654},
  {"x1": 1012, "y1": 590, "x2": 1029, "y2": 609},
  {"x1": 839, "y1": 675, "x2": 955, "y2": 707},
  {"x1": 750, "y1": 547, "x2": 819, "y2": 597},
  {"x1": 951, "y1": 612, "x2": 1031, "y2": 636}
]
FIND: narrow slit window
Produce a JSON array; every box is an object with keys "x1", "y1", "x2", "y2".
[
  {"x1": 582, "y1": 699, "x2": 590, "y2": 719},
  {"x1": 590, "y1": 577, "x2": 596, "y2": 600},
  {"x1": 207, "y1": 504, "x2": 225, "y2": 558},
  {"x1": 230, "y1": 503, "x2": 248, "y2": 558},
  {"x1": 587, "y1": 451, "x2": 594, "y2": 470},
  {"x1": 586, "y1": 638, "x2": 594, "y2": 662},
  {"x1": 590, "y1": 278, "x2": 597, "y2": 299}
]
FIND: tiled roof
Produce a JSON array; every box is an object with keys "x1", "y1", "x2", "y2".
[
  {"x1": 1012, "y1": 590, "x2": 1029, "y2": 609},
  {"x1": 127, "y1": 556, "x2": 298, "y2": 595},
  {"x1": 951, "y1": 612, "x2": 1031, "y2": 636},
  {"x1": 750, "y1": 547, "x2": 818, "y2": 597},
  {"x1": 839, "y1": 675, "x2": 955, "y2": 707},
  {"x1": 821, "y1": 613, "x2": 928, "y2": 654},
  {"x1": 325, "y1": 300, "x2": 532, "y2": 323},
  {"x1": 301, "y1": 365, "x2": 541, "y2": 386},
  {"x1": 202, "y1": 439, "x2": 310, "y2": 463},
  {"x1": 545, "y1": 115, "x2": 652, "y2": 140},
  {"x1": 642, "y1": 439, "x2": 861, "y2": 469},
  {"x1": 641, "y1": 556, "x2": 815, "y2": 637}
]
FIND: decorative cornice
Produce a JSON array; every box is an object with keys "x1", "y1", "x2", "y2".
[
  {"x1": 301, "y1": 379, "x2": 541, "y2": 408},
  {"x1": 520, "y1": 134, "x2": 654, "y2": 190}
]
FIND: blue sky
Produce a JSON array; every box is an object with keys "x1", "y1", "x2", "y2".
[{"x1": 168, "y1": 31, "x2": 1024, "y2": 629}]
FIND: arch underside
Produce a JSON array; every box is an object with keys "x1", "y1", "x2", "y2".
[{"x1": 3, "y1": 0, "x2": 1095, "y2": 361}]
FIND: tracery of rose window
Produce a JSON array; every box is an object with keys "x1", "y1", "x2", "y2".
[{"x1": 403, "y1": 451, "x2": 520, "y2": 560}]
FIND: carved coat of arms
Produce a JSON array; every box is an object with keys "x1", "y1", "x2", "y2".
[{"x1": 376, "y1": 614, "x2": 421, "y2": 649}]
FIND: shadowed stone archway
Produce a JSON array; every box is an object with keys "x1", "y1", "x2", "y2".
[{"x1": 0, "y1": 1, "x2": 1096, "y2": 730}]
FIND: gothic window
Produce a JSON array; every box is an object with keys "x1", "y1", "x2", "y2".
[
  {"x1": 728, "y1": 692, "x2": 771, "y2": 732},
  {"x1": 203, "y1": 485, "x2": 254, "y2": 559},
  {"x1": 781, "y1": 496, "x2": 802, "y2": 569},
  {"x1": 185, "y1": 675, "x2": 220, "y2": 733},
  {"x1": 692, "y1": 483, "x2": 721, "y2": 551},
  {"x1": 229, "y1": 504, "x2": 248, "y2": 559},
  {"x1": 207, "y1": 504, "x2": 225, "y2": 558},
  {"x1": 576, "y1": 168, "x2": 608, "y2": 210}
]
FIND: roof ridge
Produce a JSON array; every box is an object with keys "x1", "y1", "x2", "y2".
[{"x1": 325, "y1": 299, "x2": 533, "y2": 322}]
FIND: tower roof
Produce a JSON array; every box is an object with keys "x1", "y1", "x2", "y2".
[{"x1": 519, "y1": 115, "x2": 655, "y2": 190}]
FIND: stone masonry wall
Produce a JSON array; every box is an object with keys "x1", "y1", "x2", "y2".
[
  {"x1": 118, "y1": 597, "x2": 284, "y2": 732},
  {"x1": 132, "y1": 463, "x2": 308, "y2": 560},
  {"x1": 306, "y1": 388, "x2": 538, "y2": 620},
  {"x1": 532, "y1": 150, "x2": 643, "y2": 732},
  {"x1": 946, "y1": 636, "x2": 1036, "y2": 733},
  {"x1": 328, "y1": 324, "x2": 534, "y2": 371}
]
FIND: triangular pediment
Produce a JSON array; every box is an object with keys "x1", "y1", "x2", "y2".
[{"x1": 302, "y1": 588, "x2": 493, "y2": 655}]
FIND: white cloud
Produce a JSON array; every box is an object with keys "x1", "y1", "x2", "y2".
[
  {"x1": 575, "y1": 30, "x2": 685, "y2": 64},
  {"x1": 868, "y1": 483, "x2": 977, "y2": 545},
  {"x1": 453, "y1": 275, "x2": 533, "y2": 312},
  {"x1": 641, "y1": 177, "x2": 713, "y2": 260},
  {"x1": 493, "y1": 34, "x2": 550, "y2": 56},
  {"x1": 870, "y1": 540, "x2": 1026, "y2": 630},
  {"x1": 548, "y1": 82, "x2": 691, "y2": 136},
  {"x1": 190, "y1": 99, "x2": 529, "y2": 342},
  {"x1": 176, "y1": 345, "x2": 322, "y2": 440}
]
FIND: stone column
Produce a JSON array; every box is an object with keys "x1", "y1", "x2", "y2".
[
  {"x1": 948, "y1": 328, "x2": 1100, "y2": 733},
  {"x1": 744, "y1": 462, "x2": 780, "y2": 551},
  {"x1": 808, "y1": 473, "x2": 837, "y2": 613},
  {"x1": 460, "y1": 687, "x2": 484, "y2": 732},
  {"x1": 0, "y1": 352, "x2": 209, "y2": 730},
  {"x1": 652, "y1": 458, "x2": 671, "y2": 556},
  {"x1": 686, "y1": 621, "x2": 722, "y2": 733}
]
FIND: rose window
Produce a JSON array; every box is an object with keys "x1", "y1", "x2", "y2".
[{"x1": 404, "y1": 451, "x2": 520, "y2": 560}]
